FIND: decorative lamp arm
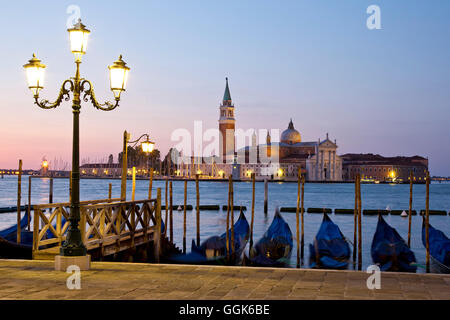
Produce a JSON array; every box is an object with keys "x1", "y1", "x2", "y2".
[
  {"x1": 80, "y1": 79, "x2": 119, "y2": 111},
  {"x1": 34, "y1": 80, "x2": 74, "y2": 109}
]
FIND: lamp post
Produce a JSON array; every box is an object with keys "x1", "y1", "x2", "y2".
[
  {"x1": 120, "y1": 132, "x2": 155, "y2": 201},
  {"x1": 24, "y1": 19, "x2": 130, "y2": 258}
]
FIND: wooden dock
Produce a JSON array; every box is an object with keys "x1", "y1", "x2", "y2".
[{"x1": 0, "y1": 259, "x2": 449, "y2": 300}]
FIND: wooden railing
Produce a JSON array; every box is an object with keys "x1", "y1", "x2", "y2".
[{"x1": 32, "y1": 196, "x2": 162, "y2": 260}]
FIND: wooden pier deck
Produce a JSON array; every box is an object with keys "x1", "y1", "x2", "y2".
[{"x1": 0, "y1": 259, "x2": 448, "y2": 300}]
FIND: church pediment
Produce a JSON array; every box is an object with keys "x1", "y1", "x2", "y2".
[{"x1": 319, "y1": 139, "x2": 337, "y2": 148}]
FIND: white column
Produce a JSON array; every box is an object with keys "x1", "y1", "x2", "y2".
[
  {"x1": 333, "y1": 151, "x2": 336, "y2": 181},
  {"x1": 320, "y1": 150, "x2": 324, "y2": 180},
  {"x1": 328, "y1": 150, "x2": 331, "y2": 181}
]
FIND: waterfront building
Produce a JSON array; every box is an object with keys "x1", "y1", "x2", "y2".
[{"x1": 341, "y1": 153, "x2": 428, "y2": 182}]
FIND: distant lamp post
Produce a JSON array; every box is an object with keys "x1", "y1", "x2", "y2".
[
  {"x1": 120, "y1": 132, "x2": 155, "y2": 201},
  {"x1": 24, "y1": 19, "x2": 130, "y2": 260}
]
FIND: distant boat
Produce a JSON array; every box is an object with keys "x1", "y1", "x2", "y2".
[
  {"x1": 247, "y1": 208, "x2": 293, "y2": 267},
  {"x1": 309, "y1": 213, "x2": 351, "y2": 269},
  {"x1": 169, "y1": 210, "x2": 249, "y2": 265},
  {"x1": 371, "y1": 215, "x2": 417, "y2": 272},
  {"x1": 422, "y1": 220, "x2": 450, "y2": 274}
]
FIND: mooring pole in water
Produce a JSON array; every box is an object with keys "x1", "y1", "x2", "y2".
[
  {"x1": 49, "y1": 177, "x2": 53, "y2": 205},
  {"x1": 264, "y1": 178, "x2": 268, "y2": 214},
  {"x1": 196, "y1": 174, "x2": 200, "y2": 247},
  {"x1": 131, "y1": 167, "x2": 136, "y2": 201},
  {"x1": 164, "y1": 178, "x2": 168, "y2": 235},
  {"x1": 169, "y1": 180, "x2": 173, "y2": 244},
  {"x1": 120, "y1": 130, "x2": 128, "y2": 202},
  {"x1": 16, "y1": 159, "x2": 22, "y2": 244},
  {"x1": 301, "y1": 175, "x2": 305, "y2": 263},
  {"x1": 353, "y1": 174, "x2": 358, "y2": 265},
  {"x1": 27, "y1": 176, "x2": 32, "y2": 231},
  {"x1": 148, "y1": 168, "x2": 154, "y2": 200},
  {"x1": 108, "y1": 183, "x2": 112, "y2": 202},
  {"x1": 249, "y1": 173, "x2": 256, "y2": 253},
  {"x1": 183, "y1": 179, "x2": 187, "y2": 254},
  {"x1": 357, "y1": 174, "x2": 362, "y2": 271},
  {"x1": 226, "y1": 175, "x2": 231, "y2": 261},
  {"x1": 425, "y1": 171, "x2": 430, "y2": 273},
  {"x1": 155, "y1": 188, "x2": 162, "y2": 263},
  {"x1": 296, "y1": 168, "x2": 301, "y2": 268},
  {"x1": 408, "y1": 171, "x2": 413, "y2": 247},
  {"x1": 230, "y1": 175, "x2": 235, "y2": 258}
]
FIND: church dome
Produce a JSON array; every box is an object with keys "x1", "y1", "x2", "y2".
[{"x1": 280, "y1": 119, "x2": 301, "y2": 144}]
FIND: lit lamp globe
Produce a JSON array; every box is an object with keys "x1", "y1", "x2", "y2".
[
  {"x1": 141, "y1": 139, "x2": 155, "y2": 154},
  {"x1": 108, "y1": 55, "x2": 130, "y2": 100},
  {"x1": 23, "y1": 54, "x2": 46, "y2": 97},
  {"x1": 68, "y1": 19, "x2": 90, "y2": 60}
]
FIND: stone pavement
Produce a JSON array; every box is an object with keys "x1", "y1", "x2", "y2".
[{"x1": 0, "y1": 259, "x2": 449, "y2": 300}]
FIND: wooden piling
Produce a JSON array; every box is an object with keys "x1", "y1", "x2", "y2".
[
  {"x1": 357, "y1": 174, "x2": 362, "y2": 271},
  {"x1": 131, "y1": 166, "x2": 136, "y2": 201},
  {"x1": 16, "y1": 160, "x2": 22, "y2": 244},
  {"x1": 196, "y1": 174, "x2": 200, "y2": 246},
  {"x1": 226, "y1": 175, "x2": 231, "y2": 261},
  {"x1": 155, "y1": 188, "x2": 162, "y2": 263},
  {"x1": 169, "y1": 181, "x2": 173, "y2": 244},
  {"x1": 425, "y1": 171, "x2": 430, "y2": 273},
  {"x1": 164, "y1": 178, "x2": 168, "y2": 235},
  {"x1": 27, "y1": 176, "x2": 31, "y2": 231},
  {"x1": 183, "y1": 179, "x2": 187, "y2": 254},
  {"x1": 230, "y1": 175, "x2": 235, "y2": 257},
  {"x1": 296, "y1": 169, "x2": 301, "y2": 267},
  {"x1": 264, "y1": 179, "x2": 268, "y2": 214},
  {"x1": 408, "y1": 171, "x2": 413, "y2": 247},
  {"x1": 148, "y1": 168, "x2": 154, "y2": 199},
  {"x1": 249, "y1": 173, "x2": 256, "y2": 252},
  {"x1": 108, "y1": 183, "x2": 112, "y2": 202},
  {"x1": 353, "y1": 174, "x2": 358, "y2": 264},
  {"x1": 300, "y1": 175, "x2": 305, "y2": 262},
  {"x1": 49, "y1": 177, "x2": 53, "y2": 204}
]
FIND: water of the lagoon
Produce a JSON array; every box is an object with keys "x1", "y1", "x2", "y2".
[{"x1": 1, "y1": 175, "x2": 449, "y2": 273}]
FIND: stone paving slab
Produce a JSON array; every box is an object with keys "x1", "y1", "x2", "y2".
[{"x1": 0, "y1": 259, "x2": 449, "y2": 300}]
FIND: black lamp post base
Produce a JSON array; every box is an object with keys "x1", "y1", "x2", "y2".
[{"x1": 60, "y1": 227, "x2": 87, "y2": 256}]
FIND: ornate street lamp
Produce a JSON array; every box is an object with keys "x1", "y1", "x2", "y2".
[
  {"x1": 23, "y1": 19, "x2": 130, "y2": 258},
  {"x1": 120, "y1": 132, "x2": 155, "y2": 200}
]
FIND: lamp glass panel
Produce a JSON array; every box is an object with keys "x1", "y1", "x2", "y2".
[
  {"x1": 69, "y1": 30, "x2": 89, "y2": 54},
  {"x1": 26, "y1": 66, "x2": 45, "y2": 95}
]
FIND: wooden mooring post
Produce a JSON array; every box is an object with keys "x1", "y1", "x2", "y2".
[
  {"x1": 226, "y1": 175, "x2": 231, "y2": 261},
  {"x1": 16, "y1": 159, "x2": 22, "y2": 244},
  {"x1": 131, "y1": 167, "x2": 136, "y2": 201},
  {"x1": 164, "y1": 178, "x2": 168, "y2": 235},
  {"x1": 183, "y1": 179, "x2": 187, "y2": 254},
  {"x1": 264, "y1": 179, "x2": 268, "y2": 214},
  {"x1": 425, "y1": 171, "x2": 430, "y2": 273},
  {"x1": 49, "y1": 177, "x2": 53, "y2": 205},
  {"x1": 27, "y1": 176, "x2": 31, "y2": 231},
  {"x1": 408, "y1": 171, "x2": 413, "y2": 247},
  {"x1": 155, "y1": 188, "x2": 162, "y2": 263},
  {"x1": 249, "y1": 173, "x2": 256, "y2": 252},
  {"x1": 301, "y1": 175, "x2": 305, "y2": 263},
  {"x1": 169, "y1": 181, "x2": 173, "y2": 244},
  {"x1": 353, "y1": 174, "x2": 358, "y2": 264},
  {"x1": 196, "y1": 174, "x2": 200, "y2": 246},
  {"x1": 148, "y1": 168, "x2": 154, "y2": 199},
  {"x1": 357, "y1": 174, "x2": 362, "y2": 271},
  {"x1": 108, "y1": 183, "x2": 112, "y2": 202},
  {"x1": 296, "y1": 169, "x2": 301, "y2": 268}
]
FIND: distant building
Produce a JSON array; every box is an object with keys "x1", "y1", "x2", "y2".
[{"x1": 341, "y1": 154, "x2": 428, "y2": 182}]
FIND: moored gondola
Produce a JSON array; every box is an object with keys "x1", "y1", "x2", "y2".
[
  {"x1": 309, "y1": 213, "x2": 351, "y2": 269},
  {"x1": 371, "y1": 215, "x2": 417, "y2": 272},
  {"x1": 247, "y1": 208, "x2": 293, "y2": 267},
  {"x1": 0, "y1": 211, "x2": 33, "y2": 259},
  {"x1": 169, "y1": 209, "x2": 249, "y2": 265},
  {"x1": 422, "y1": 219, "x2": 450, "y2": 274}
]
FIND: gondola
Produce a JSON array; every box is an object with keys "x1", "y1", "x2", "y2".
[
  {"x1": 0, "y1": 211, "x2": 33, "y2": 259},
  {"x1": 371, "y1": 215, "x2": 417, "y2": 272},
  {"x1": 309, "y1": 213, "x2": 351, "y2": 269},
  {"x1": 422, "y1": 219, "x2": 450, "y2": 274},
  {"x1": 247, "y1": 208, "x2": 293, "y2": 267},
  {"x1": 169, "y1": 210, "x2": 249, "y2": 265}
]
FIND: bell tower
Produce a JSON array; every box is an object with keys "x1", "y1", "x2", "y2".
[{"x1": 219, "y1": 77, "x2": 235, "y2": 163}]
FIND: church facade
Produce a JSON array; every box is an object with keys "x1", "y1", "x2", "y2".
[{"x1": 179, "y1": 79, "x2": 343, "y2": 181}]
